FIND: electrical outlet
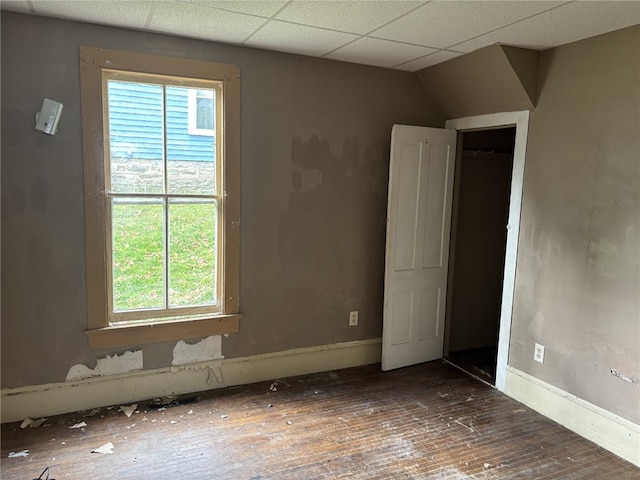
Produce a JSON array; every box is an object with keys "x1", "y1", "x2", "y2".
[
  {"x1": 534, "y1": 343, "x2": 545, "y2": 364},
  {"x1": 349, "y1": 311, "x2": 358, "y2": 327}
]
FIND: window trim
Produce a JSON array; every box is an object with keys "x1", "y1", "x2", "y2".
[{"x1": 80, "y1": 47, "x2": 241, "y2": 349}]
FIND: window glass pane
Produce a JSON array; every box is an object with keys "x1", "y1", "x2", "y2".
[
  {"x1": 112, "y1": 198, "x2": 165, "y2": 311},
  {"x1": 168, "y1": 199, "x2": 217, "y2": 307},
  {"x1": 107, "y1": 80, "x2": 164, "y2": 194},
  {"x1": 166, "y1": 86, "x2": 216, "y2": 195},
  {"x1": 196, "y1": 93, "x2": 214, "y2": 130}
]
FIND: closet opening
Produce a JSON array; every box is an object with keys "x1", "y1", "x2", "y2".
[{"x1": 444, "y1": 127, "x2": 516, "y2": 386}]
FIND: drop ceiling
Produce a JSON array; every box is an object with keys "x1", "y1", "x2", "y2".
[{"x1": 2, "y1": 1, "x2": 639, "y2": 71}]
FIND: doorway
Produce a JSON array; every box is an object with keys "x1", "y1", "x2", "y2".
[
  {"x1": 444, "y1": 111, "x2": 529, "y2": 392},
  {"x1": 381, "y1": 112, "x2": 529, "y2": 392},
  {"x1": 444, "y1": 128, "x2": 516, "y2": 386}
]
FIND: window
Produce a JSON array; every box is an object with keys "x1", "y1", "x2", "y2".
[
  {"x1": 188, "y1": 89, "x2": 215, "y2": 136},
  {"x1": 80, "y1": 47, "x2": 240, "y2": 349}
]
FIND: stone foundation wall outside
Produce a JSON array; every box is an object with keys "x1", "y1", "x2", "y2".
[{"x1": 111, "y1": 157, "x2": 216, "y2": 194}]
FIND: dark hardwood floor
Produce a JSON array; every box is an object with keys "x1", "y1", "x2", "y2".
[{"x1": 1, "y1": 361, "x2": 638, "y2": 479}]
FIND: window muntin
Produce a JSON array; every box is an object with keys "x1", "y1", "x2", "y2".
[{"x1": 103, "y1": 71, "x2": 223, "y2": 324}]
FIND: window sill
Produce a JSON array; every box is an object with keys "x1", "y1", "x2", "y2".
[{"x1": 85, "y1": 314, "x2": 241, "y2": 350}]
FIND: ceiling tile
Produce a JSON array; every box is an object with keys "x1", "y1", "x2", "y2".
[
  {"x1": 275, "y1": 0, "x2": 422, "y2": 35},
  {"x1": 372, "y1": 1, "x2": 563, "y2": 49},
  {"x1": 149, "y1": 1, "x2": 265, "y2": 44},
  {"x1": 326, "y1": 37, "x2": 436, "y2": 69},
  {"x1": 454, "y1": 1, "x2": 640, "y2": 53},
  {"x1": 245, "y1": 20, "x2": 359, "y2": 57},
  {"x1": 28, "y1": 0, "x2": 153, "y2": 30},
  {"x1": 178, "y1": 0, "x2": 287, "y2": 18},
  {"x1": 395, "y1": 50, "x2": 464, "y2": 72},
  {"x1": 3, "y1": 0, "x2": 638, "y2": 72}
]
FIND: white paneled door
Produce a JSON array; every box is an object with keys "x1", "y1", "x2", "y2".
[{"x1": 382, "y1": 125, "x2": 456, "y2": 371}]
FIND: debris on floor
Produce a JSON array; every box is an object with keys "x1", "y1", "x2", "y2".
[
  {"x1": 7, "y1": 450, "x2": 29, "y2": 458},
  {"x1": 152, "y1": 395, "x2": 176, "y2": 406},
  {"x1": 32, "y1": 418, "x2": 47, "y2": 428},
  {"x1": 20, "y1": 417, "x2": 47, "y2": 429},
  {"x1": 69, "y1": 421, "x2": 87, "y2": 429},
  {"x1": 119, "y1": 404, "x2": 137, "y2": 417},
  {"x1": 269, "y1": 382, "x2": 278, "y2": 392},
  {"x1": 34, "y1": 466, "x2": 54, "y2": 480},
  {"x1": 147, "y1": 394, "x2": 200, "y2": 410},
  {"x1": 472, "y1": 366, "x2": 492, "y2": 378},
  {"x1": 91, "y1": 442, "x2": 114, "y2": 454}
]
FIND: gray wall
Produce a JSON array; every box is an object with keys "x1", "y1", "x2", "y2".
[
  {"x1": 510, "y1": 25, "x2": 640, "y2": 424},
  {"x1": 1, "y1": 12, "x2": 444, "y2": 388}
]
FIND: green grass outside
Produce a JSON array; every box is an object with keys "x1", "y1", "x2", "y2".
[{"x1": 112, "y1": 201, "x2": 216, "y2": 311}]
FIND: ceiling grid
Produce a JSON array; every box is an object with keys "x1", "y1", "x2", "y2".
[{"x1": 2, "y1": 0, "x2": 639, "y2": 71}]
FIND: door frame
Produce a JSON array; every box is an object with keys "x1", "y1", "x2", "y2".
[{"x1": 445, "y1": 111, "x2": 530, "y2": 392}]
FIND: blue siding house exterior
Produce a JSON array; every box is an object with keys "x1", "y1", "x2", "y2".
[{"x1": 107, "y1": 80, "x2": 215, "y2": 163}]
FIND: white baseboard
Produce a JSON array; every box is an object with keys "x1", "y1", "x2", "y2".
[
  {"x1": 1, "y1": 338, "x2": 382, "y2": 424},
  {"x1": 505, "y1": 366, "x2": 640, "y2": 467}
]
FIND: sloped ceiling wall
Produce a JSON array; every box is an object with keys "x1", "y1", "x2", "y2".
[{"x1": 417, "y1": 44, "x2": 540, "y2": 119}]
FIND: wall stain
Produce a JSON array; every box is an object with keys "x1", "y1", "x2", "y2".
[{"x1": 277, "y1": 135, "x2": 387, "y2": 341}]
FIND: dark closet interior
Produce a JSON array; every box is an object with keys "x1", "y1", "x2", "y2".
[{"x1": 445, "y1": 127, "x2": 516, "y2": 385}]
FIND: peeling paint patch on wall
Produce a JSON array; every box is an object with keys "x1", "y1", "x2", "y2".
[
  {"x1": 610, "y1": 368, "x2": 638, "y2": 386},
  {"x1": 65, "y1": 350, "x2": 143, "y2": 381},
  {"x1": 171, "y1": 336, "x2": 223, "y2": 366}
]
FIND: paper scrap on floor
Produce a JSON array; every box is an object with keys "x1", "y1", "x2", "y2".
[
  {"x1": 119, "y1": 404, "x2": 137, "y2": 417},
  {"x1": 91, "y1": 442, "x2": 114, "y2": 454},
  {"x1": 20, "y1": 417, "x2": 47, "y2": 429},
  {"x1": 8, "y1": 450, "x2": 29, "y2": 458}
]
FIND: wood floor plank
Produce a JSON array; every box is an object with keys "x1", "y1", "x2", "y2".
[{"x1": 1, "y1": 361, "x2": 638, "y2": 479}]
